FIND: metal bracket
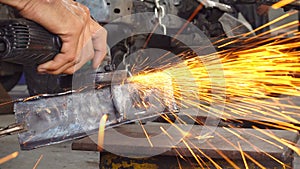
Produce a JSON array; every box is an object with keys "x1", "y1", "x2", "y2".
[{"x1": 0, "y1": 122, "x2": 27, "y2": 137}]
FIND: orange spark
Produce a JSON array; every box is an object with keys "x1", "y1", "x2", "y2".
[
  {"x1": 160, "y1": 114, "x2": 191, "y2": 138},
  {"x1": 253, "y1": 126, "x2": 300, "y2": 155},
  {"x1": 238, "y1": 142, "x2": 249, "y2": 169},
  {"x1": 210, "y1": 129, "x2": 266, "y2": 168},
  {"x1": 272, "y1": 0, "x2": 296, "y2": 9},
  {"x1": 186, "y1": 139, "x2": 222, "y2": 169},
  {"x1": 0, "y1": 152, "x2": 19, "y2": 165},
  {"x1": 247, "y1": 132, "x2": 284, "y2": 150},
  {"x1": 97, "y1": 114, "x2": 108, "y2": 151},
  {"x1": 139, "y1": 121, "x2": 153, "y2": 147},
  {"x1": 125, "y1": 19, "x2": 300, "y2": 168},
  {"x1": 176, "y1": 156, "x2": 183, "y2": 169},
  {"x1": 206, "y1": 141, "x2": 240, "y2": 169},
  {"x1": 160, "y1": 126, "x2": 174, "y2": 140},
  {"x1": 33, "y1": 154, "x2": 43, "y2": 169},
  {"x1": 243, "y1": 10, "x2": 298, "y2": 37},
  {"x1": 182, "y1": 139, "x2": 205, "y2": 168},
  {"x1": 129, "y1": 34, "x2": 300, "y2": 111},
  {"x1": 173, "y1": 147, "x2": 185, "y2": 160},
  {"x1": 172, "y1": 4, "x2": 204, "y2": 41},
  {"x1": 225, "y1": 126, "x2": 292, "y2": 167}
]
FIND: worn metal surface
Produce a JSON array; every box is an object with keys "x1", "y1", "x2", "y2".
[
  {"x1": 14, "y1": 76, "x2": 172, "y2": 150},
  {"x1": 72, "y1": 123, "x2": 298, "y2": 162},
  {"x1": 15, "y1": 87, "x2": 116, "y2": 150}
]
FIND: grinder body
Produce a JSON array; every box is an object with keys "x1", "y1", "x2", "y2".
[{"x1": 0, "y1": 18, "x2": 61, "y2": 65}]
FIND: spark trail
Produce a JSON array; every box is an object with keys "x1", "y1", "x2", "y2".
[
  {"x1": 126, "y1": 19, "x2": 300, "y2": 168},
  {"x1": 129, "y1": 33, "x2": 300, "y2": 123},
  {"x1": 0, "y1": 152, "x2": 19, "y2": 165}
]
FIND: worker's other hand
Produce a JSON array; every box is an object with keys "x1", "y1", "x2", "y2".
[
  {"x1": 13, "y1": 0, "x2": 107, "y2": 74},
  {"x1": 257, "y1": 5, "x2": 270, "y2": 16}
]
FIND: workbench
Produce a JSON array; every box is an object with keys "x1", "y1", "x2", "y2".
[
  {"x1": 71, "y1": 95, "x2": 300, "y2": 169},
  {"x1": 72, "y1": 121, "x2": 299, "y2": 169}
]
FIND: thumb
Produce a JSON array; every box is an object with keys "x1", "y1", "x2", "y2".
[{"x1": 92, "y1": 27, "x2": 108, "y2": 68}]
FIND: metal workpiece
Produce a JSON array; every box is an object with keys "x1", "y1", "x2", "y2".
[
  {"x1": 14, "y1": 87, "x2": 116, "y2": 150},
  {"x1": 0, "y1": 122, "x2": 26, "y2": 138},
  {"x1": 112, "y1": 84, "x2": 168, "y2": 121},
  {"x1": 94, "y1": 70, "x2": 128, "y2": 84},
  {"x1": 13, "y1": 71, "x2": 176, "y2": 150}
]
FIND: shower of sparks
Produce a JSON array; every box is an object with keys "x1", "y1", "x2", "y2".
[
  {"x1": 0, "y1": 6, "x2": 299, "y2": 169},
  {"x1": 97, "y1": 114, "x2": 108, "y2": 151},
  {"x1": 126, "y1": 18, "x2": 300, "y2": 168},
  {"x1": 253, "y1": 126, "x2": 300, "y2": 155},
  {"x1": 0, "y1": 152, "x2": 19, "y2": 165},
  {"x1": 32, "y1": 154, "x2": 43, "y2": 169},
  {"x1": 129, "y1": 25, "x2": 300, "y2": 125}
]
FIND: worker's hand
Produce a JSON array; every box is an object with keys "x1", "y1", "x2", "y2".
[
  {"x1": 257, "y1": 5, "x2": 270, "y2": 16},
  {"x1": 2, "y1": 0, "x2": 107, "y2": 74}
]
